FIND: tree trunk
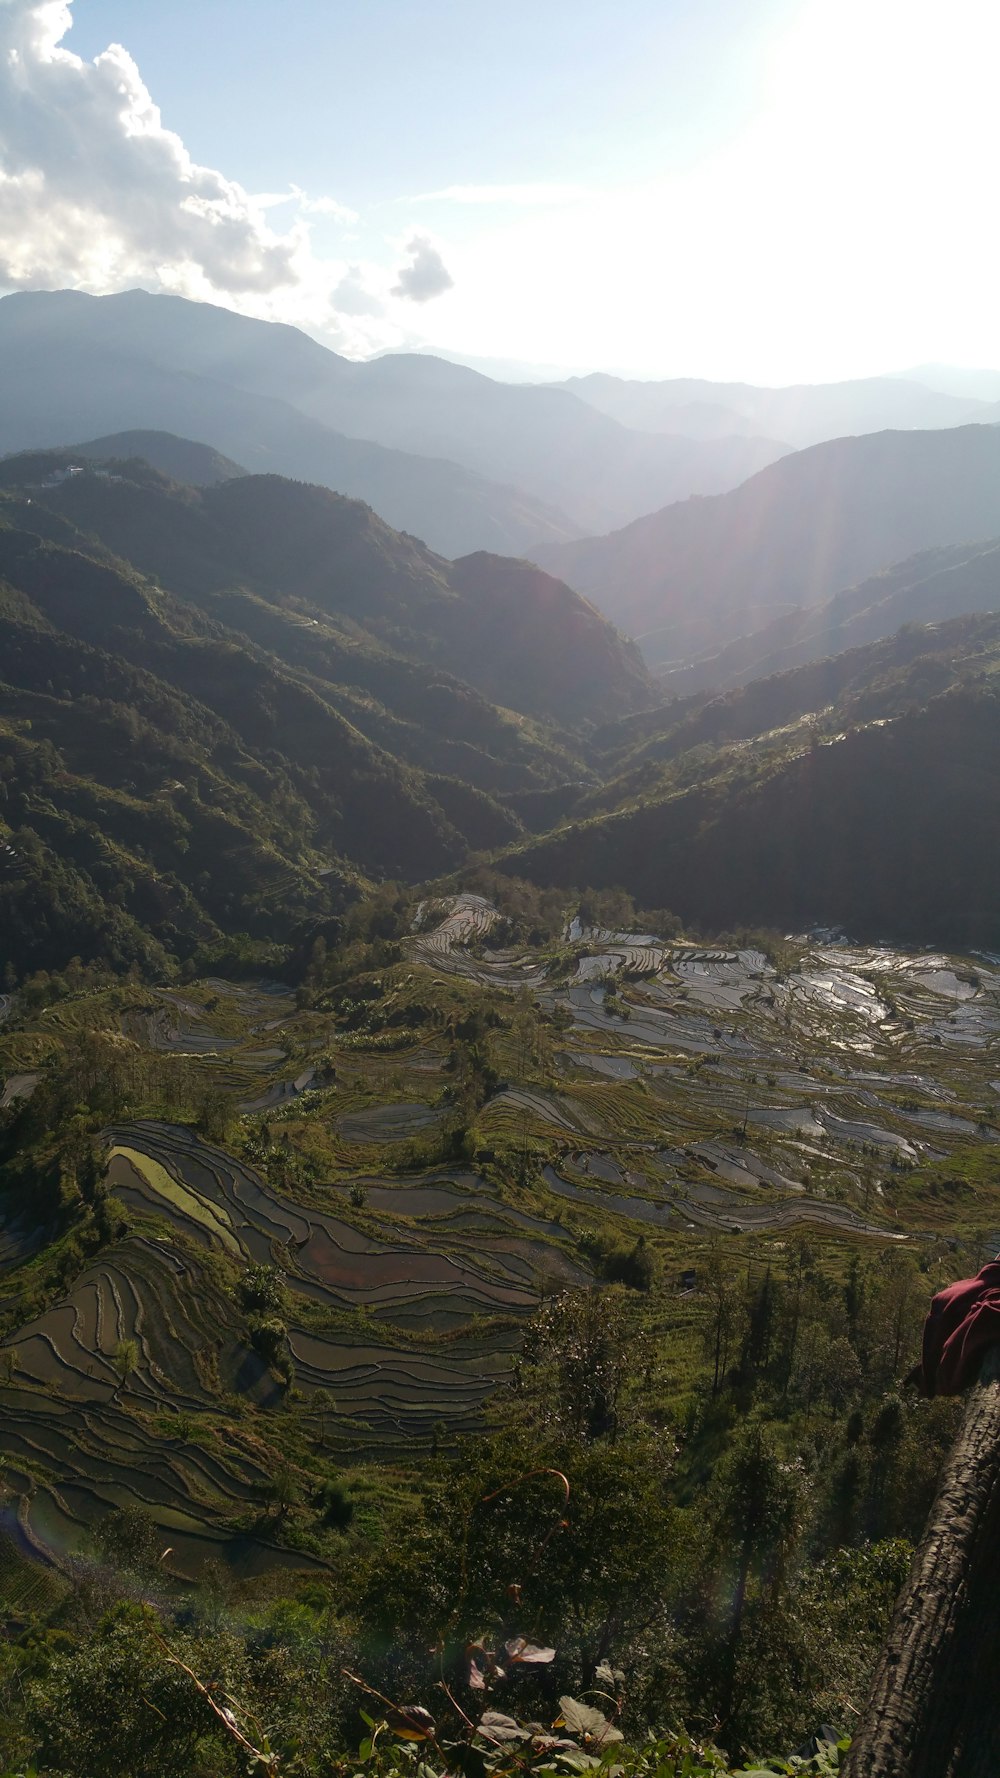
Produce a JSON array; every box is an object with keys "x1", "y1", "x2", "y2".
[{"x1": 844, "y1": 1347, "x2": 1000, "y2": 1778}]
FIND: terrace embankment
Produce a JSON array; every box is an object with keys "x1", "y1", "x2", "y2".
[{"x1": 1, "y1": 897, "x2": 998, "y2": 1582}]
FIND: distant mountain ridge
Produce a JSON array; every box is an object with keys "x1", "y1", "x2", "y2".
[
  {"x1": 552, "y1": 369, "x2": 987, "y2": 446},
  {"x1": 533, "y1": 425, "x2": 1000, "y2": 666},
  {"x1": 70, "y1": 430, "x2": 247, "y2": 487},
  {"x1": 0, "y1": 290, "x2": 787, "y2": 552},
  {"x1": 0, "y1": 292, "x2": 577, "y2": 559},
  {"x1": 664, "y1": 539, "x2": 1000, "y2": 694}
]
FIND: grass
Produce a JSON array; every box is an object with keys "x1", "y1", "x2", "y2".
[{"x1": 107, "y1": 1145, "x2": 242, "y2": 1256}]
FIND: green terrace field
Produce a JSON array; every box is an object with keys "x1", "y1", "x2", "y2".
[{"x1": 1, "y1": 892, "x2": 999, "y2": 1589}]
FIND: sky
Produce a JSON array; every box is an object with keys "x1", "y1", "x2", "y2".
[{"x1": 1, "y1": 0, "x2": 999, "y2": 382}]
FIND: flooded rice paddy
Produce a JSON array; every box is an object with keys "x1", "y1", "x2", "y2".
[{"x1": 1, "y1": 896, "x2": 998, "y2": 1577}]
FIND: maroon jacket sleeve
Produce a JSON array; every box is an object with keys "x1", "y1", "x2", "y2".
[{"x1": 920, "y1": 1264, "x2": 1000, "y2": 1396}]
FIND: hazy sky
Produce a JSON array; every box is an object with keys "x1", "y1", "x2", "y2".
[{"x1": 2, "y1": 0, "x2": 998, "y2": 381}]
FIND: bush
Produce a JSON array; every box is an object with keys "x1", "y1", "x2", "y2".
[{"x1": 314, "y1": 1478, "x2": 354, "y2": 1529}]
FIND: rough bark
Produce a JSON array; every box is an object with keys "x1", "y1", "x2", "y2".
[{"x1": 844, "y1": 1347, "x2": 1000, "y2": 1778}]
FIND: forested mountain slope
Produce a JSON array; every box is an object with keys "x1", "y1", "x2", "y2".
[
  {"x1": 590, "y1": 607, "x2": 1000, "y2": 779},
  {"x1": 0, "y1": 450, "x2": 652, "y2": 727},
  {"x1": 533, "y1": 425, "x2": 1000, "y2": 665},
  {"x1": 506, "y1": 614, "x2": 1000, "y2": 948},
  {"x1": 0, "y1": 451, "x2": 652, "y2": 982}
]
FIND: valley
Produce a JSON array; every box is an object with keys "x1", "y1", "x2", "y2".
[
  {"x1": 6, "y1": 4, "x2": 1000, "y2": 1765},
  {"x1": 1, "y1": 378, "x2": 999, "y2": 1777}
]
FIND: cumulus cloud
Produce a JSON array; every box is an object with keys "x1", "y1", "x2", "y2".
[
  {"x1": 0, "y1": 0, "x2": 315, "y2": 295},
  {"x1": 0, "y1": 0, "x2": 455, "y2": 354},
  {"x1": 392, "y1": 233, "x2": 453, "y2": 303}
]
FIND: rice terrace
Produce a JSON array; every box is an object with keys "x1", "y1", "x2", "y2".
[{"x1": 1, "y1": 888, "x2": 998, "y2": 1594}]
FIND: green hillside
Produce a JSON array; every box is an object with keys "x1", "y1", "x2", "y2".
[
  {"x1": 507, "y1": 612, "x2": 1000, "y2": 948},
  {"x1": 1, "y1": 452, "x2": 652, "y2": 725},
  {"x1": 533, "y1": 425, "x2": 1000, "y2": 665},
  {"x1": 0, "y1": 450, "x2": 654, "y2": 985}
]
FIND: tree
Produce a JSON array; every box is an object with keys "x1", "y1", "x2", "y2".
[
  {"x1": 703, "y1": 1248, "x2": 743, "y2": 1395},
  {"x1": 817, "y1": 1334, "x2": 863, "y2": 1415},
  {"x1": 112, "y1": 1337, "x2": 139, "y2": 1400},
  {"x1": 236, "y1": 1264, "x2": 287, "y2": 1318},
  {"x1": 28, "y1": 1618, "x2": 241, "y2": 1778},
  {"x1": 521, "y1": 1288, "x2": 638, "y2": 1442},
  {"x1": 265, "y1": 1459, "x2": 299, "y2": 1520},
  {"x1": 95, "y1": 1504, "x2": 163, "y2": 1577},
  {"x1": 313, "y1": 1386, "x2": 335, "y2": 1448},
  {"x1": 709, "y1": 1417, "x2": 806, "y2": 1723}
]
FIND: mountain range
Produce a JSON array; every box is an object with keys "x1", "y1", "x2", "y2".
[
  {"x1": 0, "y1": 447, "x2": 649, "y2": 982},
  {"x1": 0, "y1": 290, "x2": 784, "y2": 556},
  {"x1": 552, "y1": 369, "x2": 992, "y2": 446},
  {"x1": 662, "y1": 538, "x2": 1000, "y2": 694},
  {"x1": 533, "y1": 425, "x2": 1000, "y2": 666}
]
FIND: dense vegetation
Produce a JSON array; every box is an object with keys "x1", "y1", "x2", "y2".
[
  {"x1": 510, "y1": 610, "x2": 1000, "y2": 949},
  {"x1": 0, "y1": 452, "x2": 648, "y2": 984}
]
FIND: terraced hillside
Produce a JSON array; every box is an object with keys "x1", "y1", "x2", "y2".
[
  {"x1": 1, "y1": 888, "x2": 998, "y2": 1591},
  {"x1": 414, "y1": 897, "x2": 1000, "y2": 1244}
]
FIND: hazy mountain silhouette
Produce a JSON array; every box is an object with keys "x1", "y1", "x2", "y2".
[
  {"x1": 70, "y1": 430, "x2": 247, "y2": 486},
  {"x1": 533, "y1": 425, "x2": 1000, "y2": 665},
  {"x1": 891, "y1": 364, "x2": 1000, "y2": 402},
  {"x1": 664, "y1": 539, "x2": 1000, "y2": 693},
  {"x1": 0, "y1": 291, "x2": 576, "y2": 558},
  {"x1": 556, "y1": 370, "x2": 985, "y2": 447},
  {"x1": 0, "y1": 290, "x2": 786, "y2": 543},
  {"x1": 283, "y1": 347, "x2": 786, "y2": 530}
]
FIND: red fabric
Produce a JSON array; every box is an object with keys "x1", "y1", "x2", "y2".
[{"x1": 919, "y1": 1262, "x2": 1000, "y2": 1396}]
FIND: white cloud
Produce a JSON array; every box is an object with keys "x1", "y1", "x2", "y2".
[
  {"x1": 332, "y1": 264, "x2": 384, "y2": 317},
  {"x1": 0, "y1": 0, "x2": 303, "y2": 295},
  {"x1": 6, "y1": 0, "x2": 993, "y2": 381},
  {"x1": 392, "y1": 232, "x2": 454, "y2": 303},
  {"x1": 0, "y1": 0, "x2": 450, "y2": 357},
  {"x1": 254, "y1": 184, "x2": 358, "y2": 224}
]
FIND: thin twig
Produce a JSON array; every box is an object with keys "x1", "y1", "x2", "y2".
[{"x1": 148, "y1": 1627, "x2": 279, "y2": 1774}]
